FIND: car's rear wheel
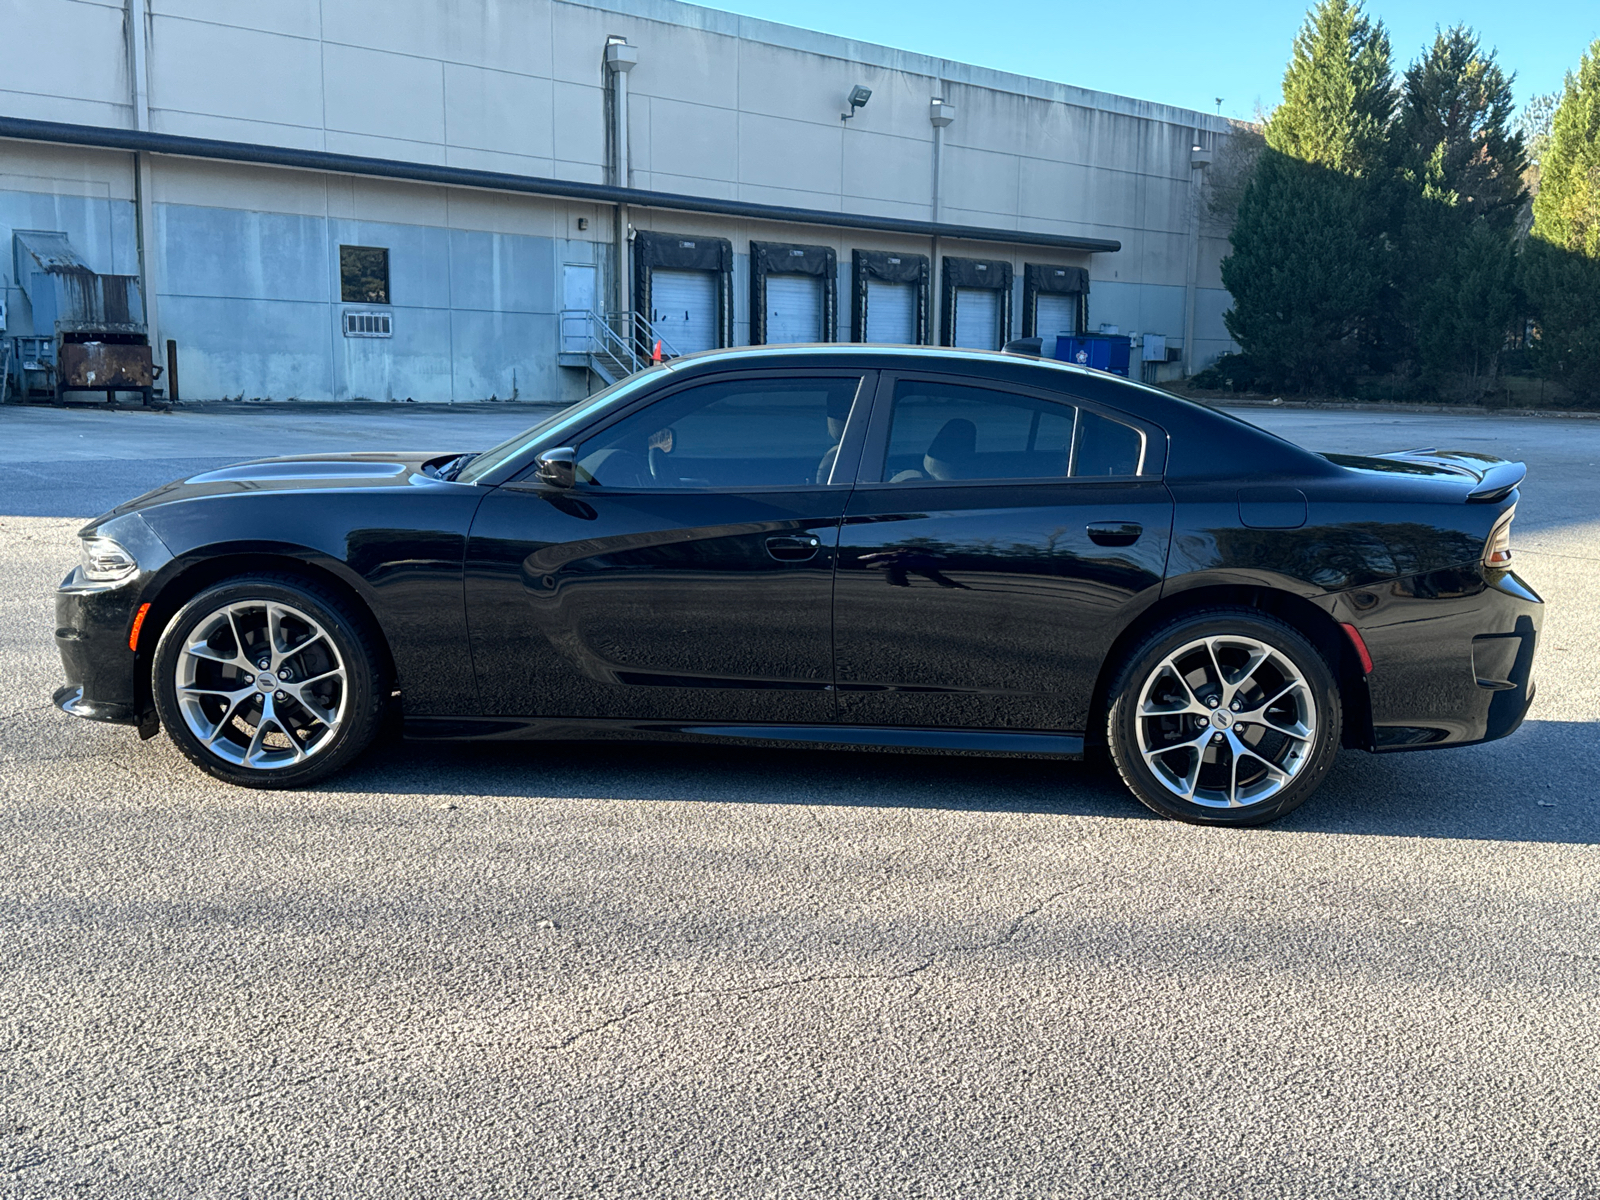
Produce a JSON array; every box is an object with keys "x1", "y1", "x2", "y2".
[
  {"x1": 1106, "y1": 609, "x2": 1341, "y2": 825},
  {"x1": 152, "y1": 575, "x2": 386, "y2": 788}
]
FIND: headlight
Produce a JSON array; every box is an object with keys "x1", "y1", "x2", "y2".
[
  {"x1": 80, "y1": 535, "x2": 138, "y2": 583},
  {"x1": 1483, "y1": 506, "x2": 1514, "y2": 569}
]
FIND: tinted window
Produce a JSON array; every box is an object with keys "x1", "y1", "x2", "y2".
[
  {"x1": 881, "y1": 380, "x2": 1074, "y2": 482},
  {"x1": 1072, "y1": 409, "x2": 1145, "y2": 477},
  {"x1": 576, "y1": 376, "x2": 862, "y2": 489},
  {"x1": 339, "y1": 245, "x2": 389, "y2": 304}
]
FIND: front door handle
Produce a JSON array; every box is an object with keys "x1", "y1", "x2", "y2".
[
  {"x1": 765, "y1": 533, "x2": 822, "y2": 562},
  {"x1": 1087, "y1": 522, "x2": 1142, "y2": 547}
]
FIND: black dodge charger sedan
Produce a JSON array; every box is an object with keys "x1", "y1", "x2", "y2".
[{"x1": 53, "y1": 346, "x2": 1541, "y2": 825}]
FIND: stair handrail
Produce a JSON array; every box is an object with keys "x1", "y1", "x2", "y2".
[
  {"x1": 621, "y1": 310, "x2": 686, "y2": 363},
  {"x1": 561, "y1": 308, "x2": 641, "y2": 376}
]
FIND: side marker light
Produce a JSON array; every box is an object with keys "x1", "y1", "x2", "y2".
[
  {"x1": 1340, "y1": 623, "x2": 1373, "y2": 675},
  {"x1": 129, "y1": 603, "x2": 152, "y2": 652}
]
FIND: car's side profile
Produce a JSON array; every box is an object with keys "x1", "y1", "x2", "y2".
[{"x1": 53, "y1": 346, "x2": 1541, "y2": 824}]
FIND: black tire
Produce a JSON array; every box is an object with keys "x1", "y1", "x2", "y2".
[
  {"x1": 1106, "y1": 608, "x2": 1341, "y2": 826},
  {"x1": 152, "y1": 574, "x2": 387, "y2": 788}
]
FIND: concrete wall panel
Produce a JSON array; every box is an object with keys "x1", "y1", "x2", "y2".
[
  {"x1": 843, "y1": 131, "x2": 930, "y2": 210},
  {"x1": 149, "y1": 16, "x2": 325, "y2": 132},
  {"x1": 158, "y1": 204, "x2": 329, "y2": 303},
  {"x1": 322, "y1": 44, "x2": 446, "y2": 145},
  {"x1": 738, "y1": 113, "x2": 841, "y2": 196},
  {"x1": 644, "y1": 98, "x2": 740, "y2": 184},
  {"x1": 151, "y1": 0, "x2": 322, "y2": 40},
  {"x1": 3, "y1": 0, "x2": 130, "y2": 118},
  {"x1": 444, "y1": 64, "x2": 556, "y2": 161},
  {"x1": 158, "y1": 294, "x2": 334, "y2": 400},
  {"x1": 447, "y1": 229, "x2": 556, "y2": 313}
]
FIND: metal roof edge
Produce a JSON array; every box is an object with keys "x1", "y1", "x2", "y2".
[
  {"x1": 0, "y1": 117, "x2": 1122, "y2": 255},
  {"x1": 559, "y1": 0, "x2": 1232, "y2": 133}
]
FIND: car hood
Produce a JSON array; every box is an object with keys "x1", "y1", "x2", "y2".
[
  {"x1": 90, "y1": 451, "x2": 466, "y2": 524},
  {"x1": 1323, "y1": 447, "x2": 1526, "y2": 503}
]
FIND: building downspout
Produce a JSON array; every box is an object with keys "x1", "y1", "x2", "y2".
[
  {"x1": 127, "y1": 0, "x2": 160, "y2": 354},
  {"x1": 604, "y1": 37, "x2": 637, "y2": 325},
  {"x1": 1182, "y1": 125, "x2": 1210, "y2": 378},
  {"x1": 929, "y1": 94, "x2": 954, "y2": 346}
]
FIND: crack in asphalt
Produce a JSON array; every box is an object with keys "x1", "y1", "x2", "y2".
[{"x1": 544, "y1": 884, "x2": 1084, "y2": 1053}]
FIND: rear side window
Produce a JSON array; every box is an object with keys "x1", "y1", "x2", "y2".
[
  {"x1": 576, "y1": 376, "x2": 863, "y2": 489},
  {"x1": 879, "y1": 379, "x2": 1144, "y2": 482}
]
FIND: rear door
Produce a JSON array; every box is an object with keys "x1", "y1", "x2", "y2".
[
  {"x1": 464, "y1": 369, "x2": 873, "y2": 722},
  {"x1": 832, "y1": 371, "x2": 1172, "y2": 732}
]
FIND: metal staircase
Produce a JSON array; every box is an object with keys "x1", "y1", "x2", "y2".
[{"x1": 559, "y1": 310, "x2": 684, "y2": 388}]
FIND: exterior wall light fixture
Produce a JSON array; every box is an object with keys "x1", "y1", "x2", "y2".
[{"x1": 842, "y1": 85, "x2": 872, "y2": 121}]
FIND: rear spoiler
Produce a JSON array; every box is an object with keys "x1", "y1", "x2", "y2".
[{"x1": 1376, "y1": 448, "x2": 1526, "y2": 503}]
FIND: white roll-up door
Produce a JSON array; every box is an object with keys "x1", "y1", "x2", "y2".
[
  {"x1": 1035, "y1": 293, "x2": 1078, "y2": 340},
  {"x1": 651, "y1": 269, "x2": 720, "y2": 354},
  {"x1": 764, "y1": 273, "x2": 824, "y2": 343},
  {"x1": 953, "y1": 287, "x2": 1002, "y2": 349},
  {"x1": 865, "y1": 280, "x2": 917, "y2": 343}
]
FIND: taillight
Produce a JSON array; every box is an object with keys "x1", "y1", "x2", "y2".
[{"x1": 1483, "y1": 506, "x2": 1514, "y2": 568}]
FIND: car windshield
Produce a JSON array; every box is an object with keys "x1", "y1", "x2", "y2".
[{"x1": 454, "y1": 366, "x2": 672, "y2": 484}]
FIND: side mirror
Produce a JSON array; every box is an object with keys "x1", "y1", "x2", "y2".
[{"x1": 535, "y1": 447, "x2": 577, "y2": 489}]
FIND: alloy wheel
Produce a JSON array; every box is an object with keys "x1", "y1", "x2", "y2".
[
  {"x1": 1133, "y1": 634, "x2": 1316, "y2": 809},
  {"x1": 174, "y1": 599, "x2": 348, "y2": 770}
]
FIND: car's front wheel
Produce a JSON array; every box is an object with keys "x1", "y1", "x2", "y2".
[
  {"x1": 1106, "y1": 609, "x2": 1342, "y2": 825},
  {"x1": 152, "y1": 575, "x2": 386, "y2": 788}
]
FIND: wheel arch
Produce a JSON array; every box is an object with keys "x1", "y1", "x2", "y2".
[
  {"x1": 134, "y1": 550, "x2": 398, "y2": 722},
  {"x1": 1087, "y1": 582, "x2": 1373, "y2": 753}
]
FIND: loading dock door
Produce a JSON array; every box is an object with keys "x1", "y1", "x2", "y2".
[
  {"x1": 865, "y1": 280, "x2": 917, "y2": 343},
  {"x1": 952, "y1": 287, "x2": 1002, "y2": 350},
  {"x1": 1034, "y1": 293, "x2": 1077, "y2": 340},
  {"x1": 651, "y1": 269, "x2": 719, "y2": 353},
  {"x1": 765, "y1": 274, "x2": 825, "y2": 343}
]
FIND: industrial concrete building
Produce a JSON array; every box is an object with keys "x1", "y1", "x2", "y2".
[{"x1": 0, "y1": 0, "x2": 1236, "y2": 403}]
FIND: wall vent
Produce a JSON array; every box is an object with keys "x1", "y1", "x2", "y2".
[{"x1": 343, "y1": 311, "x2": 392, "y2": 338}]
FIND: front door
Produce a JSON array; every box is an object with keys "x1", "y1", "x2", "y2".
[
  {"x1": 833, "y1": 372, "x2": 1173, "y2": 732},
  {"x1": 464, "y1": 370, "x2": 871, "y2": 723}
]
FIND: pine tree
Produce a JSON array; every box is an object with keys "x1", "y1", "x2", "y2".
[
  {"x1": 1399, "y1": 27, "x2": 1526, "y2": 230},
  {"x1": 1521, "y1": 39, "x2": 1600, "y2": 400},
  {"x1": 1220, "y1": 1, "x2": 1395, "y2": 391},
  {"x1": 1270, "y1": 0, "x2": 1395, "y2": 176},
  {"x1": 1394, "y1": 27, "x2": 1526, "y2": 392}
]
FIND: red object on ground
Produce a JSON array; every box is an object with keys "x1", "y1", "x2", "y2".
[{"x1": 653, "y1": 340, "x2": 662, "y2": 363}]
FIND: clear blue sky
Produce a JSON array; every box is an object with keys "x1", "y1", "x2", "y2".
[{"x1": 717, "y1": 0, "x2": 1597, "y2": 121}]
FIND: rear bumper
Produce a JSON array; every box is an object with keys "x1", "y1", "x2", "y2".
[{"x1": 1330, "y1": 564, "x2": 1542, "y2": 751}]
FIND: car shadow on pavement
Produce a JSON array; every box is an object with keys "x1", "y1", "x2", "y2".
[{"x1": 328, "y1": 717, "x2": 1598, "y2": 845}]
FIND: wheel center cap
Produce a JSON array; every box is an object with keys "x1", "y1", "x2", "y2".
[
  {"x1": 256, "y1": 674, "x2": 276, "y2": 692},
  {"x1": 1210, "y1": 709, "x2": 1233, "y2": 730}
]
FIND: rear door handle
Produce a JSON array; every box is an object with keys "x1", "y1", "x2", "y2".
[
  {"x1": 1087, "y1": 522, "x2": 1142, "y2": 547},
  {"x1": 765, "y1": 533, "x2": 822, "y2": 562}
]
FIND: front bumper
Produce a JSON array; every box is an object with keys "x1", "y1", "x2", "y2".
[
  {"x1": 54, "y1": 514, "x2": 171, "y2": 735},
  {"x1": 1330, "y1": 563, "x2": 1543, "y2": 751}
]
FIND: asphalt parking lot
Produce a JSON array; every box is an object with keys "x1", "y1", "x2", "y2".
[{"x1": 2, "y1": 399, "x2": 1597, "y2": 1197}]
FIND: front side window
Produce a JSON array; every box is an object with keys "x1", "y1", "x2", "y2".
[
  {"x1": 575, "y1": 376, "x2": 862, "y2": 490},
  {"x1": 880, "y1": 379, "x2": 1144, "y2": 482}
]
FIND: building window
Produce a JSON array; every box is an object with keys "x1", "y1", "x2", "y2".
[{"x1": 340, "y1": 245, "x2": 390, "y2": 304}]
